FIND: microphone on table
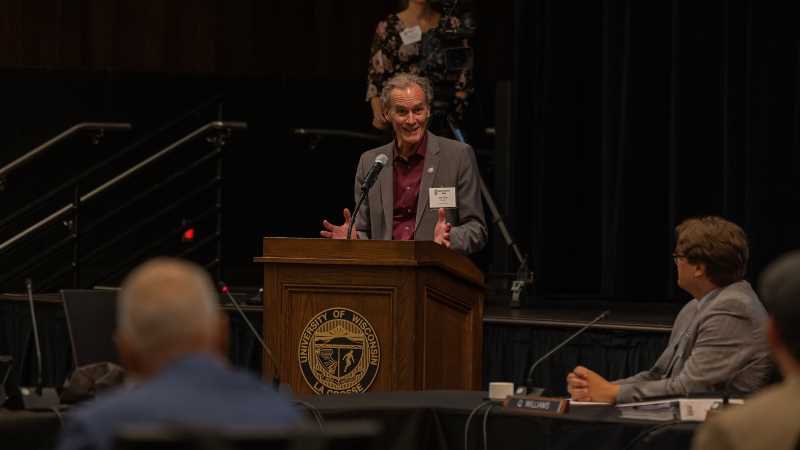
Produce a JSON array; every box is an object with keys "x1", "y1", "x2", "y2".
[
  {"x1": 8, "y1": 279, "x2": 60, "y2": 410},
  {"x1": 219, "y1": 282, "x2": 282, "y2": 392},
  {"x1": 347, "y1": 153, "x2": 388, "y2": 240},
  {"x1": 517, "y1": 310, "x2": 611, "y2": 396},
  {"x1": 722, "y1": 353, "x2": 772, "y2": 406},
  {"x1": 0, "y1": 355, "x2": 11, "y2": 406}
]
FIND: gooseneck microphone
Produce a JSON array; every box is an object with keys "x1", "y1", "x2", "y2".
[
  {"x1": 25, "y1": 279, "x2": 45, "y2": 393},
  {"x1": 347, "y1": 153, "x2": 388, "y2": 240},
  {"x1": 722, "y1": 353, "x2": 772, "y2": 406},
  {"x1": 9, "y1": 279, "x2": 60, "y2": 409},
  {"x1": 220, "y1": 283, "x2": 281, "y2": 392},
  {"x1": 361, "y1": 153, "x2": 389, "y2": 192},
  {"x1": 520, "y1": 310, "x2": 611, "y2": 395}
]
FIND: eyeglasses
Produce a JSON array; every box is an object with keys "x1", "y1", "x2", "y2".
[{"x1": 672, "y1": 253, "x2": 685, "y2": 264}]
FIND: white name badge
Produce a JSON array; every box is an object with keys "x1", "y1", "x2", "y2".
[
  {"x1": 429, "y1": 187, "x2": 457, "y2": 209},
  {"x1": 400, "y1": 25, "x2": 422, "y2": 46}
]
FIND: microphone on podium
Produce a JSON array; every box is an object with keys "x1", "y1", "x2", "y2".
[
  {"x1": 517, "y1": 310, "x2": 611, "y2": 396},
  {"x1": 219, "y1": 283, "x2": 283, "y2": 393},
  {"x1": 360, "y1": 153, "x2": 389, "y2": 193},
  {"x1": 347, "y1": 154, "x2": 388, "y2": 240}
]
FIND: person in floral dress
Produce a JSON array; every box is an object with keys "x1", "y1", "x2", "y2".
[{"x1": 367, "y1": 0, "x2": 474, "y2": 134}]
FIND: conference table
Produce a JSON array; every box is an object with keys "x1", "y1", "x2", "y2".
[
  {"x1": 299, "y1": 390, "x2": 698, "y2": 450},
  {"x1": 1, "y1": 390, "x2": 698, "y2": 450}
]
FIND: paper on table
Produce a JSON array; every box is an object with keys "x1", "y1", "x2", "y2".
[{"x1": 568, "y1": 399, "x2": 613, "y2": 406}]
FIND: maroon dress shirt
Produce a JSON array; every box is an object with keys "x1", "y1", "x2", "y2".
[{"x1": 392, "y1": 134, "x2": 428, "y2": 241}]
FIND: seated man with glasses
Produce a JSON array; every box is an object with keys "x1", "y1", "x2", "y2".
[{"x1": 567, "y1": 216, "x2": 771, "y2": 403}]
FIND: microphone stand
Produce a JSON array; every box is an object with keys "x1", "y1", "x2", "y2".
[
  {"x1": 220, "y1": 284, "x2": 282, "y2": 392},
  {"x1": 347, "y1": 188, "x2": 368, "y2": 241},
  {"x1": 520, "y1": 310, "x2": 611, "y2": 395},
  {"x1": 0, "y1": 355, "x2": 12, "y2": 406},
  {"x1": 722, "y1": 353, "x2": 772, "y2": 406},
  {"x1": 9, "y1": 279, "x2": 60, "y2": 410},
  {"x1": 27, "y1": 279, "x2": 44, "y2": 395},
  {"x1": 347, "y1": 155, "x2": 387, "y2": 240},
  {"x1": 448, "y1": 119, "x2": 534, "y2": 307}
]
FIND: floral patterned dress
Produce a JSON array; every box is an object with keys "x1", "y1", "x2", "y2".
[{"x1": 366, "y1": 13, "x2": 474, "y2": 126}]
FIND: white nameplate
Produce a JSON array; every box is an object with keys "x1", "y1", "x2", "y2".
[{"x1": 429, "y1": 187, "x2": 456, "y2": 209}]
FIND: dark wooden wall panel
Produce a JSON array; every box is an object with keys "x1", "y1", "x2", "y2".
[{"x1": 0, "y1": 1, "x2": 511, "y2": 80}]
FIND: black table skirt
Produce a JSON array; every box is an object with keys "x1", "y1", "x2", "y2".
[
  {"x1": 1, "y1": 390, "x2": 697, "y2": 450},
  {"x1": 299, "y1": 390, "x2": 698, "y2": 450},
  {"x1": 0, "y1": 408, "x2": 63, "y2": 450}
]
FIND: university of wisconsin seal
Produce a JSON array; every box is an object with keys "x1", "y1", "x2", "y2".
[{"x1": 298, "y1": 308, "x2": 380, "y2": 394}]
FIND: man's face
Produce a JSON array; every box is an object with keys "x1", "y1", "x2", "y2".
[
  {"x1": 386, "y1": 84, "x2": 429, "y2": 148},
  {"x1": 674, "y1": 254, "x2": 691, "y2": 292},
  {"x1": 674, "y1": 251, "x2": 704, "y2": 294}
]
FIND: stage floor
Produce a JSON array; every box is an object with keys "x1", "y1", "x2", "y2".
[
  {"x1": 1, "y1": 291, "x2": 680, "y2": 334},
  {"x1": 484, "y1": 301, "x2": 678, "y2": 333}
]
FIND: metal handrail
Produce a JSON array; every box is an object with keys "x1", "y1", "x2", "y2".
[
  {"x1": 0, "y1": 98, "x2": 222, "y2": 232},
  {"x1": 41, "y1": 201, "x2": 220, "y2": 291},
  {"x1": 292, "y1": 128, "x2": 388, "y2": 143},
  {"x1": 82, "y1": 149, "x2": 222, "y2": 238},
  {"x1": 0, "y1": 121, "x2": 246, "y2": 254},
  {"x1": 13, "y1": 175, "x2": 221, "y2": 291},
  {"x1": 0, "y1": 122, "x2": 132, "y2": 180},
  {"x1": 90, "y1": 214, "x2": 220, "y2": 289},
  {"x1": 83, "y1": 121, "x2": 244, "y2": 202},
  {"x1": 83, "y1": 179, "x2": 220, "y2": 269}
]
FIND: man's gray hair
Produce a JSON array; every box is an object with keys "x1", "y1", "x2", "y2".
[
  {"x1": 380, "y1": 73, "x2": 434, "y2": 110},
  {"x1": 117, "y1": 257, "x2": 219, "y2": 355}
]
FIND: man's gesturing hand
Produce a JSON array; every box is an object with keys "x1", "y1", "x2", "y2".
[
  {"x1": 321, "y1": 208, "x2": 358, "y2": 240},
  {"x1": 433, "y1": 208, "x2": 451, "y2": 248}
]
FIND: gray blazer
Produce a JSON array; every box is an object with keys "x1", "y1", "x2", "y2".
[
  {"x1": 352, "y1": 132, "x2": 487, "y2": 255},
  {"x1": 614, "y1": 280, "x2": 771, "y2": 403},
  {"x1": 692, "y1": 378, "x2": 800, "y2": 450}
]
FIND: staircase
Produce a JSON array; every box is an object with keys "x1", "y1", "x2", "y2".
[{"x1": 0, "y1": 99, "x2": 247, "y2": 293}]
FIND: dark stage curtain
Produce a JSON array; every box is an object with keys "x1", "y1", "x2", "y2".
[
  {"x1": 511, "y1": 1, "x2": 800, "y2": 302},
  {"x1": 483, "y1": 324, "x2": 669, "y2": 395}
]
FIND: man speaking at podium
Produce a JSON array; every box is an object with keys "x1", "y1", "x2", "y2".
[
  {"x1": 567, "y1": 217, "x2": 771, "y2": 403},
  {"x1": 320, "y1": 73, "x2": 487, "y2": 255}
]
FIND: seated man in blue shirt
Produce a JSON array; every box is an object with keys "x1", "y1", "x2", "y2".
[{"x1": 56, "y1": 257, "x2": 301, "y2": 450}]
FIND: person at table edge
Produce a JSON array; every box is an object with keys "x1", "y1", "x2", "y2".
[{"x1": 567, "y1": 216, "x2": 771, "y2": 403}]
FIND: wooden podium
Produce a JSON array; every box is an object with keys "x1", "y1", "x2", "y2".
[{"x1": 254, "y1": 237, "x2": 485, "y2": 395}]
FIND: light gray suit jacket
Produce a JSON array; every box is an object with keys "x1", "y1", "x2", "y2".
[
  {"x1": 352, "y1": 132, "x2": 487, "y2": 255},
  {"x1": 692, "y1": 377, "x2": 800, "y2": 450},
  {"x1": 614, "y1": 280, "x2": 771, "y2": 403}
]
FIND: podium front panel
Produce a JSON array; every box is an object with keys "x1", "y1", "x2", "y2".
[
  {"x1": 265, "y1": 264, "x2": 417, "y2": 395},
  {"x1": 418, "y1": 272, "x2": 483, "y2": 390},
  {"x1": 287, "y1": 284, "x2": 394, "y2": 394},
  {"x1": 258, "y1": 238, "x2": 485, "y2": 394}
]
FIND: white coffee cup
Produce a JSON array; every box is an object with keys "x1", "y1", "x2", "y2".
[{"x1": 488, "y1": 382, "x2": 514, "y2": 400}]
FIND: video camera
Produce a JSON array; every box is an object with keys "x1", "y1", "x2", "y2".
[
  {"x1": 421, "y1": 0, "x2": 476, "y2": 132},
  {"x1": 427, "y1": 0, "x2": 476, "y2": 73}
]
